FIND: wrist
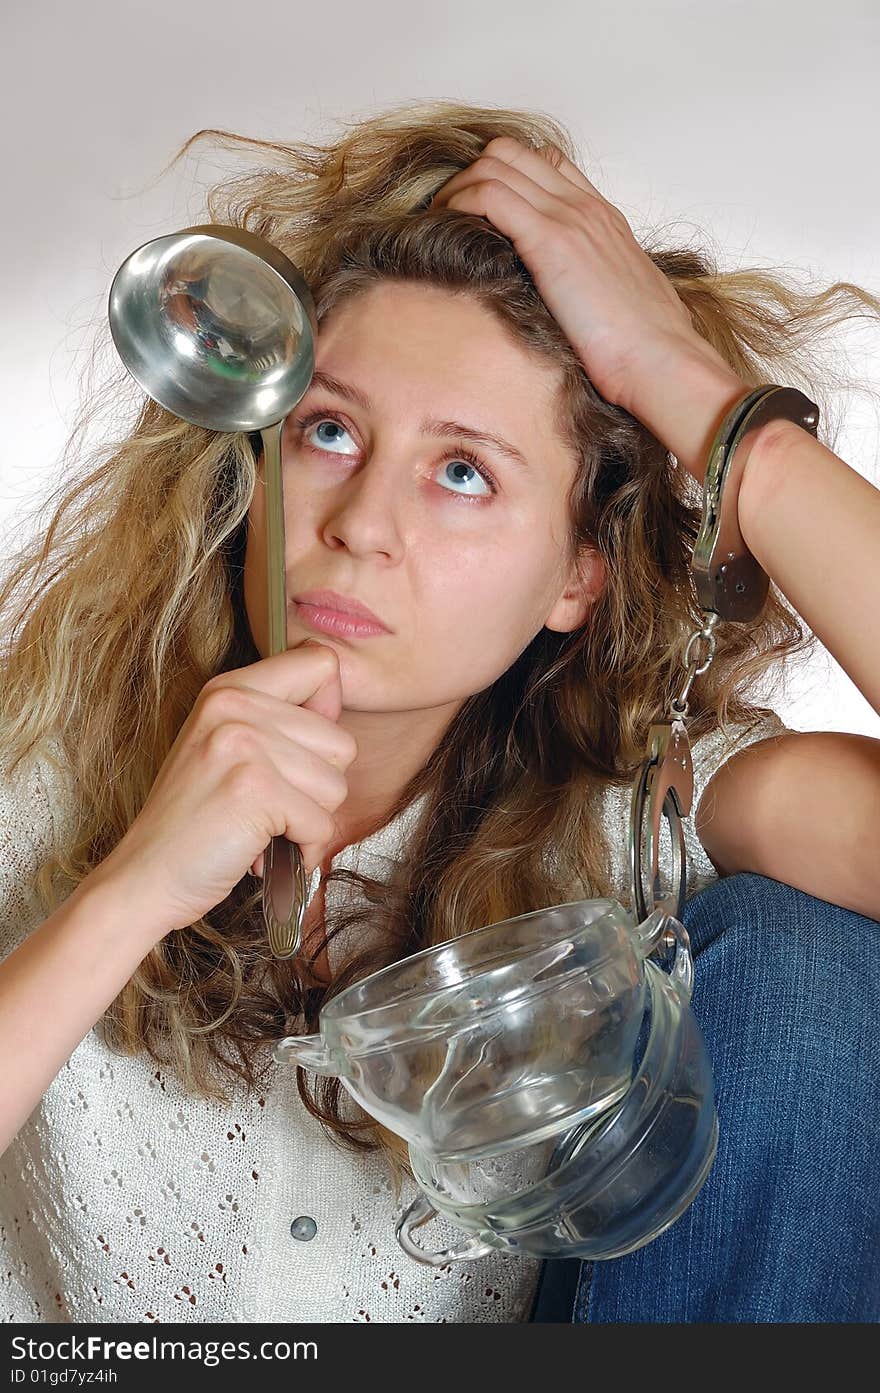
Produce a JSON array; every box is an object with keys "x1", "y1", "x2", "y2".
[
  {"x1": 735, "y1": 416, "x2": 802, "y2": 563},
  {"x1": 80, "y1": 856, "x2": 177, "y2": 953},
  {"x1": 621, "y1": 334, "x2": 750, "y2": 484}
]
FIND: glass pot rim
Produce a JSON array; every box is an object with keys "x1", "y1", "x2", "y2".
[{"x1": 320, "y1": 895, "x2": 641, "y2": 1034}]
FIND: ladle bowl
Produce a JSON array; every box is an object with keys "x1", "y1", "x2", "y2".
[{"x1": 108, "y1": 224, "x2": 316, "y2": 431}]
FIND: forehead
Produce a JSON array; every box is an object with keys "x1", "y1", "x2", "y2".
[{"x1": 313, "y1": 282, "x2": 570, "y2": 459}]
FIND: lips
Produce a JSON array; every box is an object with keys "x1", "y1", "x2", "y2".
[{"x1": 291, "y1": 588, "x2": 390, "y2": 631}]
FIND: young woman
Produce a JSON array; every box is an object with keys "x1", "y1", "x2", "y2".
[{"x1": 1, "y1": 100, "x2": 878, "y2": 1324}]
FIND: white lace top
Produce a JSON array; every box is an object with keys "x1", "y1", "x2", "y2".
[{"x1": 0, "y1": 712, "x2": 789, "y2": 1323}]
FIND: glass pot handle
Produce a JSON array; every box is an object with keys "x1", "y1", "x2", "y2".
[
  {"x1": 272, "y1": 1033, "x2": 339, "y2": 1076},
  {"x1": 634, "y1": 907, "x2": 694, "y2": 1003},
  {"x1": 395, "y1": 1195, "x2": 495, "y2": 1267}
]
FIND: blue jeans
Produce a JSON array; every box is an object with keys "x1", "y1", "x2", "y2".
[{"x1": 529, "y1": 873, "x2": 880, "y2": 1323}]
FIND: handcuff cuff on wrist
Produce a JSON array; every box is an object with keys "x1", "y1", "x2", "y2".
[{"x1": 628, "y1": 384, "x2": 820, "y2": 934}]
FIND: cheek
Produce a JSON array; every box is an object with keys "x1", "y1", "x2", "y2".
[{"x1": 422, "y1": 539, "x2": 549, "y2": 646}]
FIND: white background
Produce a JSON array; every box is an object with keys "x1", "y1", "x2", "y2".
[{"x1": 2, "y1": 0, "x2": 878, "y2": 736}]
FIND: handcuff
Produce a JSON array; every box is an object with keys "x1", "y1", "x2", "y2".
[{"x1": 628, "y1": 384, "x2": 820, "y2": 926}]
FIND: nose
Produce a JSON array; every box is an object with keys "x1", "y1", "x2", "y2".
[{"x1": 320, "y1": 456, "x2": 404, "y2": 558}]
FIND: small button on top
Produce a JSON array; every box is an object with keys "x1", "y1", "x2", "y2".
[{"x1": 290, "y1": 1215, "x2": 317, "y2": 1241}]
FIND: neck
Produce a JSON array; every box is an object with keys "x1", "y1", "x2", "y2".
[{"x1": 325, "y1": 698, "x2": 461, "y2": 857}]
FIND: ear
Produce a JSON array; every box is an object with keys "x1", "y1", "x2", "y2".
[{"x1": 543, "y1": 545, "x2": 607, "y2": 635}]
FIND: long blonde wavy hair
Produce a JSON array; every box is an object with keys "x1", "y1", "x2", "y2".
[{"x1": 3, "y1": 99, "x2": 878, "y2": 1164}]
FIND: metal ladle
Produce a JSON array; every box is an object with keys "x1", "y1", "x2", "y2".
[{"x1": 108, "y1": 223, "x2": 318, "y2": 959}]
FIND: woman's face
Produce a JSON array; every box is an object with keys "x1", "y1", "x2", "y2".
[{"x1": 244, "y1": 280, "x2": 604, "y2": 726}]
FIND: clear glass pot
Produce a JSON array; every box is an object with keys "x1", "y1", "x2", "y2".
[
  {"x1": 395, "y1": 959, "x2": 718, "y2": 1265},
  {"x1": 273, "y1": 899, "x2": 693, "y2": 1161}
]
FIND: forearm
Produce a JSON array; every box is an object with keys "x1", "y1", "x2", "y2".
[
  {"x1": 735, "y1": 419, "x2": 880, "y2": 718},
  {"x1": 0, "y1": 869, "x2": 163, "y2": 1159}
]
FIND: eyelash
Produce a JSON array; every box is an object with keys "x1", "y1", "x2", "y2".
[{"x1": 291, "y1": 409, "x2": 499, "y2": 500}]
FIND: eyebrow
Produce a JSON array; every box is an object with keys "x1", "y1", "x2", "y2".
[{"x1": 306, "y1": 370, "x2": 531, "y2": 471}]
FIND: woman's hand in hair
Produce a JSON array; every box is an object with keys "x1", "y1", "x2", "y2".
[{"x1": 429, "y1": 134, "x2": 715, "y2": 417}]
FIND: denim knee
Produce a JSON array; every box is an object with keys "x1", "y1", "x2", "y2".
[{"x1": 574, "y1": 872, "x2": 880, "y2": 1322}]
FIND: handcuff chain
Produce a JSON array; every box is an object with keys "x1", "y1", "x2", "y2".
[{"x1": 669, "y1": 610, "x2": 720, "y2": 719}]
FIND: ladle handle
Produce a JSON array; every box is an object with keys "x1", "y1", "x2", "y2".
[
  {"x1": 260, "y1": 417, "x2": 308, "y2": 959},
  {"x1": 263, "y1": 835, "x2": 308, "y2": 958}
]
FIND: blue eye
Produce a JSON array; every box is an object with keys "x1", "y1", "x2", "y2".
[
  {"x1": 294, "y1": 411, "x2": 498, "y2": 501},
  {"x1": 435, "y1": 453, "x2": 496, "y2": 499},
  {"x1": 304, "y1": 417, "x2": 358, "y2": 456}
]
